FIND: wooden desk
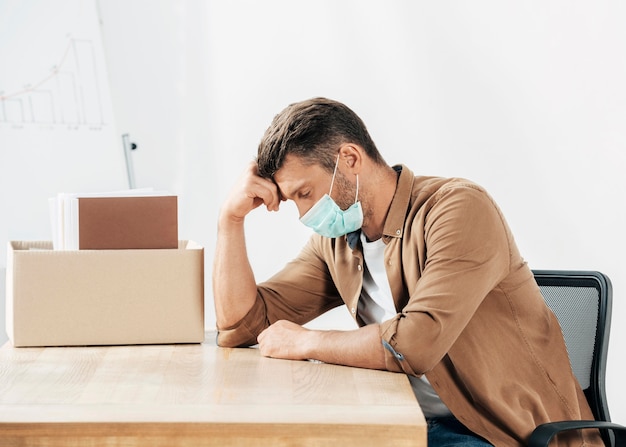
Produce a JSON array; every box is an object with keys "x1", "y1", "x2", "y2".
[{"x1": 0, "y1": 332, "x2": 426, "y2": 446}]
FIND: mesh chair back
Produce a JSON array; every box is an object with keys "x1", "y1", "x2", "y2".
[{"x1": 533, "y1": 270, "x2": 613, "y2": 424}]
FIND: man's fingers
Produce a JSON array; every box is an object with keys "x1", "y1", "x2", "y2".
[
  {"x1": 244, "y1": 162, "x2": 280, "y2": 212},
  {"x1": 257, "y1": 321, "x2": 309, "y2": 360},
  {"x1": 247, "y1": 176, "x2": 280, "y2": 212},
  {"x1": 224, "y1": 162, "x2": 281, "y2": 219}
]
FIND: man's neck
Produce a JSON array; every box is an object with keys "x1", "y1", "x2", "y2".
[{"x1": 360, "y1": 165, "x2": 399, "y2": 242}]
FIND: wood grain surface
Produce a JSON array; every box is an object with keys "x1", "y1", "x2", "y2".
[{"x1": 0, "y1": 332, "x2": 426, "y2": 446}]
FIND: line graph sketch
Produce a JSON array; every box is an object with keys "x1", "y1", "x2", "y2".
[
  {"x1": 0, "y1": 37, "x2": 105, "y2": 128},
  {"x1": 0, "y1": 0, "x2": 115, "y2": 131}
]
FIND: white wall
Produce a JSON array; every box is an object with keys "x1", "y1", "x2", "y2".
[{"x1": 4, "y1": 0, "x2": 625, "y2": 423}]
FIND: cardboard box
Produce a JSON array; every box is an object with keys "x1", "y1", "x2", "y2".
[{"x1": 6, "y1": 240, "x2": 205, "y2": 347}]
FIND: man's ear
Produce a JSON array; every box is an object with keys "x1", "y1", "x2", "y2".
[{"x1": 338, "y1": 144, "x2": 363, "y2": 174}]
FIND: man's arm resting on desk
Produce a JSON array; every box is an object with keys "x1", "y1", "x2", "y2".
[{"x1": 257, "y1": 320, "x2": 386, "y2": 370}]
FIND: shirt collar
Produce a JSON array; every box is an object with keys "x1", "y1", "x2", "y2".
[
  {"x1": 382, "y1": 164, "x2": 414, "y2": 241},
  {"x1": 346, "y1": 164, "x2": 414, "y2": 249}
]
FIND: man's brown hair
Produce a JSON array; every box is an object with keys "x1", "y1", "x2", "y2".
[{"x1": 257, "y1": 97, "x2": 385, "y2": 179}]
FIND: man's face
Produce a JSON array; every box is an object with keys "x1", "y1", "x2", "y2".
[{"x1": 273, "y1": 154, "x2": 357, "y2": 218}]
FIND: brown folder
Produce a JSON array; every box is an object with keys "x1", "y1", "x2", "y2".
[{"x1": 77, "y1": 196, "x2": 178, "y2": 249}]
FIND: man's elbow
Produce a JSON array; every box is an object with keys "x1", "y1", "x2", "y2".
[{"x1": 216, "y1": 328, "x2": 259, "y2": 348}]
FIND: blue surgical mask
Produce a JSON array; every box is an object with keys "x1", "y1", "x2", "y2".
[{"x1": 299, "y1": 155, "x2": 363, "y2": 238}]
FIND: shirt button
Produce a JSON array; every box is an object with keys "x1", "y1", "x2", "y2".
[{"x1": 396, "y1": 229, "x2": 401, "y2": 235}]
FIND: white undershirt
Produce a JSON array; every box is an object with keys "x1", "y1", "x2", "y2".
[{"x1": 359, "y1": 232, "x2": 452, "y2": 419}]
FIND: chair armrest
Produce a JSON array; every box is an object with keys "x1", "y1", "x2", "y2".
[{"x1": 528, "y1": 420, "x2": 626, "y2": 447}]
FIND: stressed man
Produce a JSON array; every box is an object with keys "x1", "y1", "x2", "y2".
[{"x1": 212, "y1": 97, "x2": 601, "y2": 446}]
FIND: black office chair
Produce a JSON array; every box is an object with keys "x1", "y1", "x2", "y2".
[{"x1": 528, "y1": 270, "x2": 626, "y2": 446}]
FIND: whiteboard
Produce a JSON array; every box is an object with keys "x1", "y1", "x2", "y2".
[{"x1": 0, "y1": 0, "x2": 127, "y2": 266}]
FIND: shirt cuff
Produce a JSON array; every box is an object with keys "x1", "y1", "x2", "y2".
[
  {"x1": 380, "y1": 317, "x2": 419, "y2": 376},
  {"x1": 216, "y1": 298, "x2": 268, "y2": 347}
]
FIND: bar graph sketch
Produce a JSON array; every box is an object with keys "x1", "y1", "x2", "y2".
[{"x1": 0, "y1": 37, "x2": 105, "y2": 128}]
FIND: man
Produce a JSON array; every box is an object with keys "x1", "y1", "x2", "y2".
[{"x1": 213, "y1": 97, "x2": 601, "y2": 446}]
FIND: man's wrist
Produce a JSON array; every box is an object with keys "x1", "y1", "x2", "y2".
[
  {"x1": 218, "y1": 211, "x2": 246, "y2": 231},
  {"x1": 303, "y1": 329, "x2": 322, "y2": 360}
]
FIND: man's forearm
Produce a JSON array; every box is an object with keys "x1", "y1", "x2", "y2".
[
  {"x1": 212, "y1": 216, "x2": 258, "y2": 328},
  {"x1": 309, "y1": 324, "x2": 387, "y2": 370},
  {"x1": 258, "y1": 320, "x2": 387, "y2": 371}
]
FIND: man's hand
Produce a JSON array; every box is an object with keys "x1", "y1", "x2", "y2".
[
  {"x1": 221, "y1": 161, "x2": 282, "y2": 224},
  {"x1": 257, "y1": 320, "x2": 314, "y2": 360}
]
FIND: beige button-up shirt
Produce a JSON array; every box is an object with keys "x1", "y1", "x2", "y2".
[{"x1": 217, "y1": 165, "x2": 601, "y2": 446}]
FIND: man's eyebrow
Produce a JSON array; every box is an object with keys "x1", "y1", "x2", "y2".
[{"x1": 279, "y1": 181, "x2": 308, "y2": 200}]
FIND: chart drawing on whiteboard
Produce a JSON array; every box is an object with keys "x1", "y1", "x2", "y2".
[
  {"x1": 0, "y1": 0, "x2": 117, "y2": 132},
  {"x1": 1, "y1": 36, "x2": 106, "y2": 129},
  {"x1": 1, "y1": 38, "x2": 104, "y2": 126}
]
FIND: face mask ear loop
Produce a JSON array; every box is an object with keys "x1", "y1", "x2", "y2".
[
  {"x1": 329, "y1": 153, "x2": 341, "y2": 195},
  {"x1": 354, "y1": 174, "x2": 359, "y2": 204}
]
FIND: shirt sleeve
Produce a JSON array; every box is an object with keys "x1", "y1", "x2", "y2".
[
  {"x1": 379, "y1": 182, "x2": 512, "y2": 376},
  {"x1": 217, "y1": 235, "x2": 345, "y2": 347}
]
